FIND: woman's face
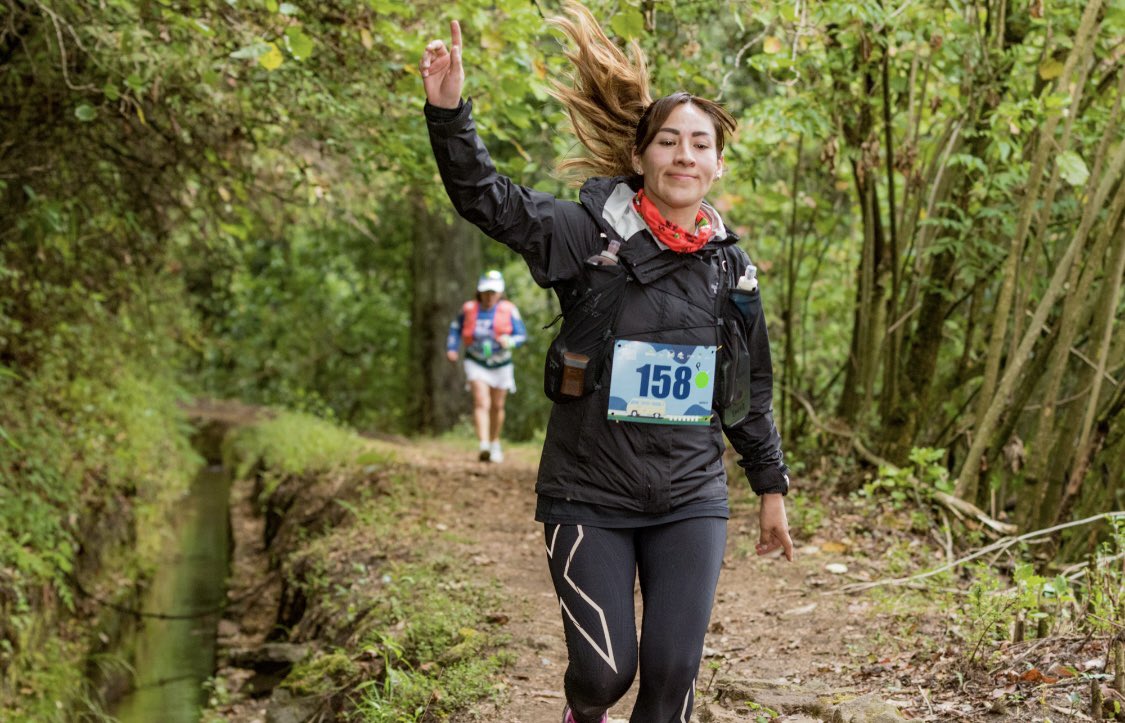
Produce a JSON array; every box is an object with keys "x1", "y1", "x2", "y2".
[
  {"x1": 632, "y1": 103, "x2": 724, "y2": 227},
  {"x1": 479, "y1": 290, "x2": 501, "y2": 309}
]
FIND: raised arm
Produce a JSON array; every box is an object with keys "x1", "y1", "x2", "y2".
[{"x1": 419, "y1": 21, "x2": 594, "y2": 288}]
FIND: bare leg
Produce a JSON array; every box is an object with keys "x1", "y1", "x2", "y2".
[
  {"x1": 470, "y1": 380, "x2": 492, "y2": 446},
  {"x1": 489, "y1": 386, "x2": 507, "y2": 442}
]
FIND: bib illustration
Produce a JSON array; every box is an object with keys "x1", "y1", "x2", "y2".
[{"x1": 607, "y1": 340, "x2": 716, "y2": 426}]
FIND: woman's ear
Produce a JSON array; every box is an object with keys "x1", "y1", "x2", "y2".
[
  {"x1": 631, "y1": 148, "x2": 643, "y2": 176},
  {"x1": 715, "y1": 155, "x2": 726, "y2": 179}
]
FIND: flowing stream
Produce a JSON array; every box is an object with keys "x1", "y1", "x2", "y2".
[{"x1": 110, "y1": 463, "x2": 232, "y2": 722}]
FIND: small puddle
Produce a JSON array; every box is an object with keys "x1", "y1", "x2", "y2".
[{"x1": 110, "y1": 463, "x2": 231, "y2": 722}]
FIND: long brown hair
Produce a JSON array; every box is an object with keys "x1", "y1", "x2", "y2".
[{"x1": 548, "y1": 1, "x2": 737, "y2": 180}]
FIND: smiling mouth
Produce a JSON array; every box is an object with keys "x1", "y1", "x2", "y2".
[{"x1": 668, "y1": 174, "x2": 697, "y2": 180}]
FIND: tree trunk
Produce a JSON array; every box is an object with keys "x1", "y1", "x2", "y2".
[
  {"x1": 838, "y1": 155, "x2": 889, "y2": 424},
  {"x1": 881, "y1": 245, "x2": 955, "y2": 460},
  {"x1": 1051, "y1": 219, "x2": 1125, "y2": 527},
  {"x1": 969, "y1": 0, "x2": 1104, "y2": 498},
  {"x1": 409, "y1": 204, "x2": 481, "y2": 434},
  {"x1": 782, "y1": 135, "x2": 803, "y2": 443},
  {"x1": 956, "y1": 0, "x2": 1106, "y2": 500},
  {"x1": 956, "y1": 126, "x2": 1125, "y2": 499},
  {"x1": 1025, "y1": 70, "x2": 1122, "y2": 486},
  {"x1": 1028, "y1": 123, "x2": 1125, "y2": 524}
]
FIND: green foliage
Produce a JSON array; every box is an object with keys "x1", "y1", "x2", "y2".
[
  {"x1": 957, "y1": 565, "x2": 1016, "y2": 667},
  {"x1": 224, "y1": 410, "x2": 383, "y2": 481},
  {"x1": 349, "y1": 562, "x2": 510, "y2": 722},
  {"x1": 857, "y1": 447, "x2": 952, "y2": 510},
  {"x1": 282, "y1": 651, "x2": 358, "y2": 697},
  {"x1": 0, "y1": 296, "x2": 199, "y2": 718},
  {"x1": 1084, "y1": 518, "x2": 1125, "y2": 636},
  {"x1": 788, "y1": 491, "x2": 826, "y2": 538},
  {"x1": 195, "y1": 228, "x2": 412, "y2": 430},
  {"x1": 1, "y1": 0, "x2": 1122, "y2": 710},
  {"x1": 955, "y1": 560, "x2": 1082, "y2": 669},
  {"x1": 741, "y1": 699, "x2": 781, "y2": 723}
]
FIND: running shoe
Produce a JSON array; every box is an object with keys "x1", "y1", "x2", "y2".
[{"x1": 489, "y1": 441, "x2": 503, "y2": 463}]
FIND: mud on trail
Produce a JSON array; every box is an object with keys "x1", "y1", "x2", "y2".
[{"x1": 214, "y1": 435, "x2": 1113, "y2": 723}]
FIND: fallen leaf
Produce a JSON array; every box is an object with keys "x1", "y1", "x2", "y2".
[
  {"x1": 1047, "y1": 664, "x2": 1077, "y2": 678},
  {"x1": 1019, "y1": 668, "x2": 1059, "y2": 684}
]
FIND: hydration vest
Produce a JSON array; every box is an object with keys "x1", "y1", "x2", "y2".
[{"x1": 461, "y1": 299, "x2": 514, "y2": 346}]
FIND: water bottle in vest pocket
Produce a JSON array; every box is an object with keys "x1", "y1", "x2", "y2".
[{"x1": 715, "y1": 286, "x2": 762, "y2": 426}]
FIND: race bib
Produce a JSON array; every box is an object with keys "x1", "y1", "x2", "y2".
[{"x1": 607, "y1": 340, "x2": 716, "y2": 426}]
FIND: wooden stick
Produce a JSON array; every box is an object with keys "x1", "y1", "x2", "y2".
[
  {"x1": 839, "y1": 512, "x2": 1125, "y2": 593},
  {"x1": 787, "y1": 387, "x2": 1017, "y2": 535}
]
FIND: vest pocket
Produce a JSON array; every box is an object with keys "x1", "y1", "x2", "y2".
[
  {"x1": 543, "y1": 264, "x2": 629, "y2": 403},
  {"x1": 715, "y1": 288, "x2": 760, "y2": 425}
]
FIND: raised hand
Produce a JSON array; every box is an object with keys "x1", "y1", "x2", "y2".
[{"x1": 420, "y1": 20, "x2": 464, "y2": 110}]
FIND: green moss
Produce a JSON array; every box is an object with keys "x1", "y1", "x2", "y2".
[{"x1": 283, "y1": 651, "x2": 358, "y2": 697}]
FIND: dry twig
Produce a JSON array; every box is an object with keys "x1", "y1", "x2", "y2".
[
  {"x1": 787, "y1": 388, "x2": 1017, "y2": 535},
  {"x1": 838, "y1": 512, "x2": 1125, "y2": 593}
]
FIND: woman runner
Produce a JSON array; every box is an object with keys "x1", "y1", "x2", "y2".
[
  {"x1": 421, "y1": 4, "x2": 794, "y2": 721},
  {"x1": 446, "y1": 269, "x2": 528, "y2": 463}
]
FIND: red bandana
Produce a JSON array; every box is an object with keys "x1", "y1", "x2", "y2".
[{"x1": 632, "y1": 189, "x2": 714, "y2": 254}]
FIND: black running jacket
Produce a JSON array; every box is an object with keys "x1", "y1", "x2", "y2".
[{"x1": 427, "y1": 100, "x2": 789, "y2": 513}]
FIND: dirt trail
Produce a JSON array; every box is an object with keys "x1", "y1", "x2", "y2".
[
  {"x1": 213, "y1": 421, "x2": 1104, "y2": 722},
  {"x1": 395, "y1": 439, "x2": 865, "y2": 723}
]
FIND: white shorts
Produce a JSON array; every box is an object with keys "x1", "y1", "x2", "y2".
[{"x1": 464, "y1": 358, "x2": 516, "y2": 393}]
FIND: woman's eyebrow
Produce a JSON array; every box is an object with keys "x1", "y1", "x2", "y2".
[{"x1": 657, "y1": 127, "x2": 714, "y2": 138}]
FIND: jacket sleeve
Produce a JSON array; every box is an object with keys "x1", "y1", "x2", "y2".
[
  {"x1": 425, "y1": 100, "x2": 594, "y2": 287},
  {"x1": 721, "y1": 255, "x2": 790, "y2": 496}
]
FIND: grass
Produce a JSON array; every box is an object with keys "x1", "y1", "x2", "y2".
[
  {"x1": 212, "y1": 411, "x2": 514, "y2": 722},
  {"x1": 224, "y1": 410, "x2": 390, "y2": 479}
]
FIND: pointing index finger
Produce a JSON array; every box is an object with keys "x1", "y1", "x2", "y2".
[{"x1": 450, "y1": 19, "x2": 461, "y2": 51}]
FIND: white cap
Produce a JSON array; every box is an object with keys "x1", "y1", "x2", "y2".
[{"x1": 477, "y1": 270, "x2": 505, "y2": 294}]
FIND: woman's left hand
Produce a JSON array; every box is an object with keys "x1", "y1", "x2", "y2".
[{"x1": 755, "y1": 493, "x2": 794, "y2": 561}]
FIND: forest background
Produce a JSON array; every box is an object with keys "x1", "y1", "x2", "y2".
[{"x1": 1, "y1": 0, "x2": 1124, "y2": 716}]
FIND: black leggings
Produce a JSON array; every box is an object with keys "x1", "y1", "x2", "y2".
[{"x1": 543, "y1": 517, "x2": 727, "y2": 723}]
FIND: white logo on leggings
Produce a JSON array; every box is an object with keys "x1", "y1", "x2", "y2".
[{"x1": 546, "y1": 525, "x2": 618, "y2": 673}]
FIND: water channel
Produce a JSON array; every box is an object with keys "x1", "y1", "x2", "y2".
[{"x1": 110, "y1": 463, "x2": 232, "y2": 723}]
